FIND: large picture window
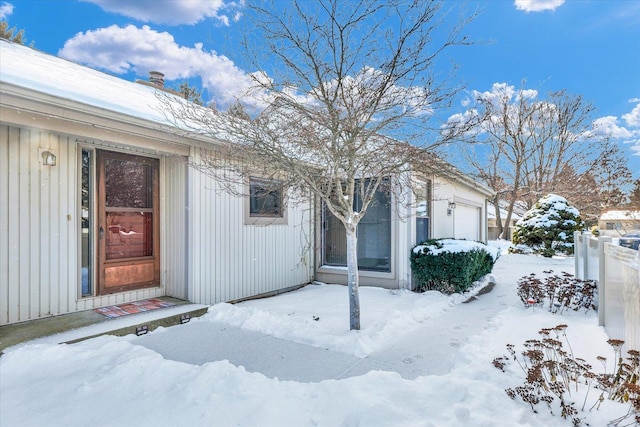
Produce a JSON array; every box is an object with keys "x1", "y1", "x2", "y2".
[{"x1": 322, "y1": 179, "x2": 391, "y2": 272}]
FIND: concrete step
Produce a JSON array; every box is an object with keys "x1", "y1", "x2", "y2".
[{"x1": 0, "y1": 298, "x2": 209, "y2": 355}]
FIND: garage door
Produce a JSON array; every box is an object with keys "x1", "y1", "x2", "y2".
[{"x1": 454, "y1": 204, "x2": 480, "y2": 241}]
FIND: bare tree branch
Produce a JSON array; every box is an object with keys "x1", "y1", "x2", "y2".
[{"x1": 159, "y1": 0, "x2": 478, "y2": 330}]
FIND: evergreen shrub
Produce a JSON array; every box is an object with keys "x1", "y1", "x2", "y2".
[
  {"x1": 410, "y1": 238, "x2": 497, "y2": 294},
  {"x1": 511, "y1": 194, "x2": 584, "y2": 257}
]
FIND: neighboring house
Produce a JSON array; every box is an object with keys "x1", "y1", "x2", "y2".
[
  {"x1": 487, "y1": 201, "x2": 526, "y2": 240},
  {"x1": 0, "y1": 40, "x2": 493, "y2": 325},
  {"x1": 598, "y1": 210, "x2": 640, "y2": 237}
]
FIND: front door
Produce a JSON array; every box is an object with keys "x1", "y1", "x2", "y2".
[{"x1": 96, "y1": 150, "x2": 160, "y2": 295}]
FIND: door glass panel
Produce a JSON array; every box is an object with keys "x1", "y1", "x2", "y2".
[
  {"x1": 106, "y1": 212, "x2": 153, "y2": 259},
  {"x1": 105, "y1": 159, "x2": 153, "y2": 208},
  {"x1": 81, "y1": 149, "x2": 93, "y2": 297}
]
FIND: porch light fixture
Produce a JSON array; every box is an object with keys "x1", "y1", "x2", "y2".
[
  {"x1": 180, "y1": 313, "x2": 190, "y2": 324},
  {"x1": 447, "y1": 201, "x2": 456, "y2": 216},
  {"x1": 40, "y1": 149, "x2": 57, "y2": 166},
  {"x1": 135, "y1": 325, "x2": 149, "y2": 336}
]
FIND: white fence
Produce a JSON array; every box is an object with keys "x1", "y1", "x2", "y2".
[{"x1": 574, "y1": 231, "x2": 640, "y2": 353}]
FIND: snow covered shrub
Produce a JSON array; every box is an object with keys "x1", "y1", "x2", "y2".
[
  {"x1": 511, "y1": 194, "x2": 584, "y2": 257},
  {"x1": 516, "y1": 271, "x2": 597, "y2": 313},
  {"x1": 410, "y1": 239, "x2": 499, "y2": 294},
  {"x1": 493, "y1": 327, "x2": 639, "y2": 426}
]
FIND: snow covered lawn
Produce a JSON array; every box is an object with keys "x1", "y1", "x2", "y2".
[{"x1": 1, "y1": 243, "x2": 635, "y2": 426}]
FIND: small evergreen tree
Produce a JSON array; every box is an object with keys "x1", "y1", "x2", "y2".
[
  {"x1": 0, "y1": 21, "x2": 32, "y2": 46},
  {"x1": 511, "y1": 194, "x2": 584, "y2": 257},
  {"x1": 175, "y1": 81, "x2": 204, "y2": 106}
]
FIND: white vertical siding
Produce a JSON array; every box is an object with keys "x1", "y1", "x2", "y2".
[
  {"x1": 162, "y1": 156, "x2": 188, "y2": 300},
  {"x1": 188, "y1": 148, "x2": 314, "y2": 306},
  {"x1": 0, "y1": 126, "x2": 12, "y2": 324},
  {"x1": 0, "y1": 125, "x2": 77, "y2": 324},
  {"x1": 1, "y1": 125, "x2": 180, "y2": 325}
]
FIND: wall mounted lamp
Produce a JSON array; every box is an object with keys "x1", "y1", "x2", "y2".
[
  {"x1": 39, "y1": 149, "x2": 57, "y2": 166},
  {"x1": 447, "y1": 201, "x2": 456, "y2": 216}
]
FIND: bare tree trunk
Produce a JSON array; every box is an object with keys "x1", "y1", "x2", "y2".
[
  {"x1": 500, "y1": 168, "x2": 522, "y2": 240},
  {"x1": 345, "y1": 225, "x2": 360, "y2": 331},
  {"x1": 491, "y1": 195, "x2": 504, "y2": 239},
  {"x1": 500, "y1": 197, "x2": 518, "y2": 240}
]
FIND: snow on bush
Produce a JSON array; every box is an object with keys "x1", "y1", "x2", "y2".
[
  {"x1": 511, "y1": 194, "x2": 584, "y2": 257},
  {"x1": 411, "y1": 239, "x2": 500, "y2": 294}
]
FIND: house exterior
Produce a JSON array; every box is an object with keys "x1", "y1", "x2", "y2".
[
  {"x1": 1, "y1": 40, "x2": 493, "y2": 325},
  {"x1": 0, "y1": 40, "x2": 313, "y2": 325},
  {"x1": 315, "y1": 172, "x2": 495, "y2": 289},
  {"x1": 598, "y1": 210, "x2": 640, "y2": 237}
]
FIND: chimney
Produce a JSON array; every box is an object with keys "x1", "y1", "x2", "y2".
[{"x1": 148, "y1": 71, "x2": 165, "y2": 88}]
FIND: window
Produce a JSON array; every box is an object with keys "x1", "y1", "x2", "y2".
[
  {"x1": 245, "y1": 177, "x2": 287, "y2": 225},
  {"x1": 249, "y1": 177, "x2": 283, "y2": 217},
  {"x1": 321, "y1": 179, "x2": 391, "y2": 272},
  {"x1": 415, "y1": 180, "x2": 431, "y2": 244},
  {"x1": 80, "y1": 148, "x2": 93, "y2": 297}
]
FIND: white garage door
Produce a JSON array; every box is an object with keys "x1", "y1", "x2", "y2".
[{"x1": 454, "y1": 204, "x2": 480, "y2": 241}]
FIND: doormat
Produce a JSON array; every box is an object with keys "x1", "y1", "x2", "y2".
[{"x1": 95, "y1": 299, "x2": 176, "y2": 319}]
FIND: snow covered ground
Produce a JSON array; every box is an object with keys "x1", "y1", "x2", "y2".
[{"x1": 0, "y1": 241, "x2": 635, "y2": 426}]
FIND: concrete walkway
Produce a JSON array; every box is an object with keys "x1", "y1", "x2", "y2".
[{"x1": 132, "y1": 280, "x2": 512, "y2": 382}]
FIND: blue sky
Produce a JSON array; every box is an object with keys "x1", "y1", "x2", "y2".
[{"x1": 2, "y1": 0, "x2": 639, "y2": 178}]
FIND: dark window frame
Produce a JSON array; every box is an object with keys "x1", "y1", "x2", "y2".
[{"x1": 321, "y1": 178, "x2": 392, "y2": 272}]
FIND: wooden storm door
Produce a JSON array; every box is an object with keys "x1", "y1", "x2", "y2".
[{"x1": 96, "y1": 150, "x2": 160, "y2": 295}]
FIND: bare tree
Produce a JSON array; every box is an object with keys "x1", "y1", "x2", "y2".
[
  {"x1": 450, "y1": 83, "x2": 629, "y2": 239},
  {"x1": 161, "y1": 0, "x2": 476, "y2": 330},
  {"x1": 629, "y1": 179, "x2": 640, "y2": 208},
  {"x1": 453, "y1": 83, "x2": 549, "y2": 239}
]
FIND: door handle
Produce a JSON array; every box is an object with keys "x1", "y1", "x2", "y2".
[{"x1": 99, "y1": 226, "x2": 104, "y2": 239}]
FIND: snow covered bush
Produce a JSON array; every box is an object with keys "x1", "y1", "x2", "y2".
[
  {"x1": 511, "y1": 194, "x2": 584, "y2": 257},
  {"x1": 410, "y1": 239, "x2": 499, "y2": 294}
]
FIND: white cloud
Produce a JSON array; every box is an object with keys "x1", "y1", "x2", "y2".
[
  {"x1": 451, "y1": 83, "x2": 640, "y2": 156},
  {"x1": 592, "y1": 116, "x2": 634, "y2": 140},
  {"x1": 0, "y1": 2, "x2": 14, "y2": 19},
  {"x1": 58, "y1": 25, "x2": 253, "y2": 108},
  {"x1": 81, "y1": 0, "x2": 243, "y2": 26},
  {"x1": 622, "y1": 101, "x2": 640, "y2": 127},
  {"x1": 514, "y1": 0, "x2": 565, "y2": 13},
  {"x1": 591, "y1": 102, "x2": 640, "y2": 156},
  {"x1": 592, "y1": 111, "x2": 640, "y2": 158}
]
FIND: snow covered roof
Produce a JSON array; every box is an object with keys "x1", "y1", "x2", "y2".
[
  {"x1": 0, "y1": 39, "x2": 173, "y2": 125},
  {"x1": 0, "y1": 40, "x2": 495, "y2": 198},
  {"x1": 599, "y1": 210, "x2": 640, "y2": 221},
  {"x1": 487, "y1": 202, "x2": 523, "y2": 220}
]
